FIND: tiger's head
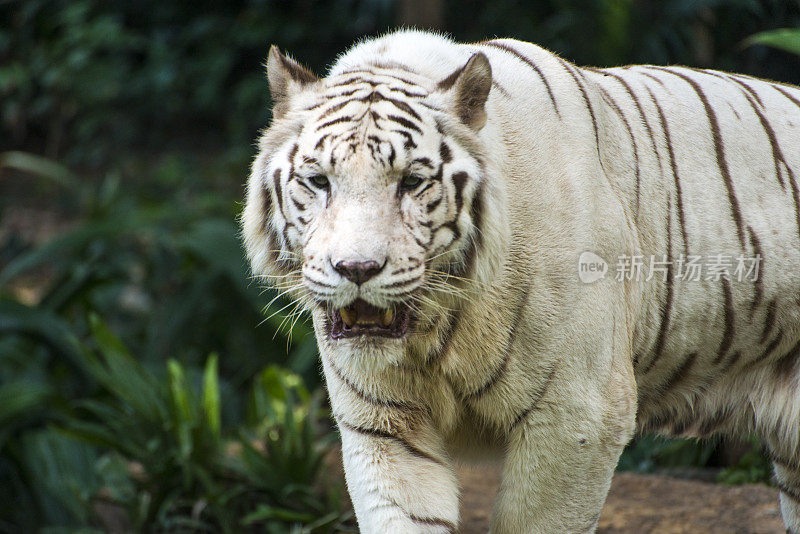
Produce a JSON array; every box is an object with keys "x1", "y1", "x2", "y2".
[{"x1": 242, "y1": 43, "x2": 501, "y2": 347}]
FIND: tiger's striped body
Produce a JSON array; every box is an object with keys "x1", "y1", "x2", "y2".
[{"x1": 242, "y1": 30, "x2": 800, "y2": 533}]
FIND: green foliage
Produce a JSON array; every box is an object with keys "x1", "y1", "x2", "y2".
[
  {"x1": 745, "y1": 27, "x2": 800, "y2": 56},
  {"x1": 619, "y1": 435, "x2": 719, "y2": 473},
  {"x1": 619, "y1": 434, "x2": 773, "y2": 485},
  {"x1": 717, "y1": 437, "x2": 774, "y2": 485},
  {"x1": 0, "y1": 310, "x2": 350, "y2": 532},
  {"x1": 0, "y1": 0, "x2": 395, "y2": 165}
]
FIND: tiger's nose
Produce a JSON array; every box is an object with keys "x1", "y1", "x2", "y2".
[{"x1": 332, "y1": 259, "x2": 385, "y2": 284}]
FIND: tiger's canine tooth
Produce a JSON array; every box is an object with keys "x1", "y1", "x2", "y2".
[
  {"x1": 381, "y1": 308, "x2": 394, "y2": 327},
  {"x1": 339, "y1": 308, "x2": 356, "y2": 327}
]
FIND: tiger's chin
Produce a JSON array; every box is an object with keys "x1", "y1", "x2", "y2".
[{"x1": 329, "y1": 298, "x2": 412, "y2": 340}]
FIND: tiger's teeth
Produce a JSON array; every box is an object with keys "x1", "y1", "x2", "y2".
[
  {"x1": 340, "y1": 308, "x2": 357, "y2": 327},
  {"x1": 381, "y1": 308, "x2": 394, "y2": 327}
]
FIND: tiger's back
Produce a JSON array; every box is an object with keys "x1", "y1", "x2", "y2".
[
  {"x1": 586, "y1": 64, "x2": 800, "y2": 444},
  {"x1": 453, "y1": 37, "x2": 800, "y2": 446}
]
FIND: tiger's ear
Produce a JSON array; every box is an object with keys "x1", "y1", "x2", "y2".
[
  {"x1": 267, "y1": 45, "x2": 319, "y2": 120},
  {"x1": 437, "y1": 53, "x2": 492, "y2": 131}
]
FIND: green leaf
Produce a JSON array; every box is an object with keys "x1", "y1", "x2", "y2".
[
  {"x1": 0, "y1": 299, "x2": 85, "y2": 370},
  {"x1": 0, "y1": 380, "x2": 51, "y2": 427},
  {"x1": 168, "y1": 359, "x2": 196, "y2": 459},
  {"x1": 87, "y1": 314, "x2": 166, "y2": 422},
  {"x1": 202, "y1": 353, "x2": 221, "y2": 442},
  {"x1": 743, "y1": 28, "x2": 800, "y2": 56},
  {"x1": 242, "y1": 505, "x2": 316, "y2": 525},
  {"x1": 0, "y1": 151, "x2": 81, "y2": 190}
]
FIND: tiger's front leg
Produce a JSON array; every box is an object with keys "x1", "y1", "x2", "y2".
[
  {"x1": 491, "y1": 368, "x2": 636, "y2": 533},
  {"x1": 337, "y1": 417, "x2": 459, "y2": 533},
  {"x1": 321, "y1": 354, "x2": 459, "y2": 533}
]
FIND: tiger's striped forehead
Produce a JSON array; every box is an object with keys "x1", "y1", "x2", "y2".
[{"x1": 293, "y1": 69, "x2": 452, "y2": 178}]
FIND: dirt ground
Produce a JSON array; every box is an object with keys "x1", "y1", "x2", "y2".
[{"x1": 458, "y1": 464, "x2": 785, "y2": 533}]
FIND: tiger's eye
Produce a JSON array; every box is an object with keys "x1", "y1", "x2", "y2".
[
  {"x1": 309, "y1": 174, "x2": 329, "y2": 188},
  {"x1": 400, "y1": 174, "x2": 424, "y2": 190}
]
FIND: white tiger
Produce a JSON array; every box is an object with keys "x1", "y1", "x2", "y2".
[{"x1": 241, "y1": 29, "x2": 800, "y2": 533}]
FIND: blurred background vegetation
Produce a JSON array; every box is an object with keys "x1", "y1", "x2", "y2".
[{"x1": 1, "y1": 0, "x2": 798, "y2": 532}]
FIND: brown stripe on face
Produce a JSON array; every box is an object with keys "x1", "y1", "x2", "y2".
[
  {"x1": 316, "y1": 115, "x2": 355, "y2": 130},
  {"x1": 266, "y1": 225, "x2": 280, "y2": 264},
  {"x1": 470, "y1": 181, "x2": 485, "y2": 250},
  {"x1": 325, "y1": 87, "x2": 360, "y2": 99},
  {"x1": 317, "y1": 98, "x2": 358, "y2": 119},
  {"x1": 451, "y1": 172, "x2": 469, "y2": 214},
  {"x1": 760, "y1": 298, "x2": 777, "y2": 344},
  {"x1": 596, "y1": 84, "x2": 641, "y2": 212},
  {"x1": 413, "y1": 182, "x2": 435, "y2": 199},
  {"x1": 439, "y1": 142, "x2": 452, "y2": 163},
  {"x1": 651, "y1": 67, "x2": 748, "y2": 250},
  {"x1": 712, "y1": 277, "x2": 735, "y2": 365},
  {"x1": 272, "y1": 169, "x2": 284, "y2": 214},
  {"x1": 285, "y1": 143, "x2": 299, "y2": 185},
  {"x1": 388, "y1": 86, "x2": 428, "y2": 99},
  {"x1": 314, "y1": 134, "x2": 329, "y2": 151},
  {"x1": 290, "y1": 194, "x2": 306, "y2": 211},
  {"x1": 391, "y1": 129, "x2": 418, "y2": 150},
  {"x1": 448, "y1": 182, "x2": 485, "y2": 280},
  {"x1": 465, "y1": 284, "x2": 530, "y2": 400},
  {"x1": 555, "y1": 57, "x2": 600, "y2": 153},
  {"x1": 411, "y1": 157, "x2": 434, "y2": 168},
  {"x1": 386, "y1": 114, "x2": 423, "y2": 134},
  {"x1": 660, "y1": 352, "x2": 697, "y2": 394},
  {"x1": 259, "y1": 187, "x2": 272, "y2": 232},
  {"x1": 480, "y1": 41, "x2": 561, "y2": 118},
  {"x1": 426, "y1": 195, "x2": 442, "y2": 213},
  {"x1": 379, "y1": 95, "x2": 422, "y2": 121},
  {"x1": 297, "y1": 180, "x2": 316, "y2": 196},
  {"x1": 644, "y1": 84, "x2": 690, "y2": 258},
  {"x1": 329, "y1": 76, "x2": 375, "y2": 88},
  {"x1": 737, "y1": 88, "x2": 787, "y2": 190},
  {"x1": 639, "y1": 199, "x2": 674, "y2": 375},
  {"x1": 509, "y1": 364, "x2": 558, "y2": 432}
]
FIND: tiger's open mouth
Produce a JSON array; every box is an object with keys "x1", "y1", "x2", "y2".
[{"x1": 330, "y1": 299, "x2": 410, "y2": 339}]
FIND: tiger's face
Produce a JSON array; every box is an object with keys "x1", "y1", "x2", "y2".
[{"x1": 243, "y1": 47, "x2": 492, "y2": 343}]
